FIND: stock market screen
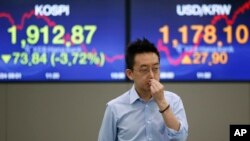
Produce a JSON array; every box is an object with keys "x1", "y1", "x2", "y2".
[{"x1": 0, "y1": 0, "x2": 125, "y2": 81}]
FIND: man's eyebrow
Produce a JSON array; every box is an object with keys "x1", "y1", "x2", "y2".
[
  {"x1": 153, "y1": 63, "x2": 160, "y2": 66},
  {"x1": 139, "y1": 63, "x2": 159, "y2": 68},
  {"x1": 139, "y1": 64, "x2": 148, "y2": 68}
]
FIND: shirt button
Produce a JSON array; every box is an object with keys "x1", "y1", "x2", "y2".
[
  {"x1": 147, "y1": 120, "x2": 151, "y2": 124},
  {"x1": 145, "y1": 104, "x2": 148, "y2": 107},
  {"x1": 148, "y1": 137, "x2": 152, "y2": 140}
]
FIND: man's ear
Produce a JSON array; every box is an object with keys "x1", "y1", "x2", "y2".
[{"x1": 126, "y1": 69, "x2": 134, "y2": 80}]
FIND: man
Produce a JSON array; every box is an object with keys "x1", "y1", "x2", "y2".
[{"x1": 98, "y1": 38, "x2": 188, "y2": 141}]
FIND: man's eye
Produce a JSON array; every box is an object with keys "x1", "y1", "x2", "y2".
[
  {"x1": 153, "y1": 67, "x2": 159, "y2": 71},
  {"x1": 140, "y1": 69, "x2": 148, "y2": 72}
]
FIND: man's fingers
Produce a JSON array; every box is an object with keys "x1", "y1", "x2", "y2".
[{"x1": 149, "y1": 79, "x2": 164, "y2": 95}]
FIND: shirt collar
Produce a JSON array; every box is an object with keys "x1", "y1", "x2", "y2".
[{"x1": 129, "y1": 85, "x2": 140, "y2": 104}]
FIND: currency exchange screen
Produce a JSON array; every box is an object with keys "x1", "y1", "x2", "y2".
[{"x1": 131, "y1": 0, "x2": 250, "y2": 81}]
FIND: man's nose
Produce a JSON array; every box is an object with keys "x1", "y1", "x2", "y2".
[{"x1": 148, "y1": 69, "x2": 154, "y2": 79}]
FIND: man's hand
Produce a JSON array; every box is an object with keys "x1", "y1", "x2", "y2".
[{"x1": 149, "y1": 79, "x2": 168, "y2": 109}]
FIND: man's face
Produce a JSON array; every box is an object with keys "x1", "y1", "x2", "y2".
[{"x1": 127, "y1": 52, "x2": 160, "y2": 92}]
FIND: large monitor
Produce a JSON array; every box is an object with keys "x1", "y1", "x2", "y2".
[
  {"x1": 1, "y1": 0, "x2": 250, "y2": 82},
  {"x1": 0, "y1": 0, "x2": 125, "y2": 81},
  {"x1": 131, "y1": 0, "x2": 250, "y2": 81}
]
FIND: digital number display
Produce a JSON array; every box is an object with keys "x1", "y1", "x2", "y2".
[
  {"x1": 0, "y1": 0, "x2": 125, "y2": 81},
  {"x1": 1, "y1": 0, "x2": 250, "y2": 82},
  {"x1": 131, "y1": 0, "x2": 250, "y2": 81}
]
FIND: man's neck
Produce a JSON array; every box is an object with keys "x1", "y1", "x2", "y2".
[{"x1": 135, "y1": 88, "x2": 152, "y2": 101}]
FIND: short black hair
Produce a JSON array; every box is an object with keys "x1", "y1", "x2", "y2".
[{"x1": 125, "y1": 38, "x2": 160, "y2": 69}]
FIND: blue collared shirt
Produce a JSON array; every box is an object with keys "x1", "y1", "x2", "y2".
[{"x1": 98, "y1": 85, "x2": 188, "y2": 141}]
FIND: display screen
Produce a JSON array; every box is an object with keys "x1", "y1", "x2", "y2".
[
  {"x1": 131, "y1": 0, "x2": 250, "y2": 81},
  {"x1": 1, "y1": 0, "x2": 250, "y2": 82},
  {"x1": 0, "y1": 0, "x2": 125, "y2": 81}
]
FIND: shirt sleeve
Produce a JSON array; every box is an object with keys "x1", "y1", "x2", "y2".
[
  {"x1": 165, "y1": 96, "x2": 188, "y2": 140},
  {"x1": 98, "y1": 104, "x2": 117, "y2": 141}
]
